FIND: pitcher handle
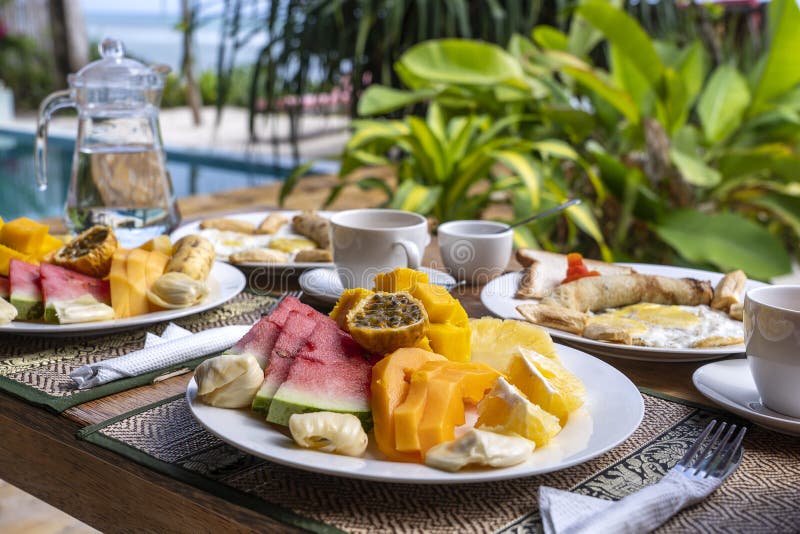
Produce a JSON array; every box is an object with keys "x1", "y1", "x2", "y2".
[
  {"x1": 35, "y1": 89, "x2": 74, "y2": 191},
  {"x1": 394, "y1": 239, "x2": 422, "y2": 270}
]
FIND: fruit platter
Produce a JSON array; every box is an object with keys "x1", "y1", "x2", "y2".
[
  {"x1": 0, "y1": 216, "x2": 245, "y2": 335},
  {"x1": 187, "y1": 268, "x2": 643, "y2": 483}
]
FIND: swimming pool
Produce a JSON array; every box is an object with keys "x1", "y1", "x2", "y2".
[{"x1": 0, "y1": 128, "x2": 314, "y2": 222}]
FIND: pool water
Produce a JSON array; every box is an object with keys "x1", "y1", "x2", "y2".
[{"x1": 0, "y1": 129, "x2": 295, "y2": 223}]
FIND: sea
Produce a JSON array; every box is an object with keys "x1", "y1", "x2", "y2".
[{"x1": 84, "y1": 10, "x2": 268, "y2": 73}]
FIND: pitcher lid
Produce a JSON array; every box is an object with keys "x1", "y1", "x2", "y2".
[{"x1": 69, "y1": 38, "x2": 170, "y2": 89}]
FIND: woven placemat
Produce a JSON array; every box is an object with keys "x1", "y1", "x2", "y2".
[
  {"x1": 0, "y1": 291, "x2": 277, "y2": 412},
  {"x1": 75, "y1": 391, "x2": 800, "y2": 533}
]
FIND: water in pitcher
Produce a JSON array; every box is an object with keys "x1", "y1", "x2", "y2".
[{"x1": 65, "y1": 144, "x2": 179, "y2": 247}]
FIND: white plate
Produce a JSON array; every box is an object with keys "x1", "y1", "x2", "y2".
[
  {"x1": 186, "y1": 343, "x2": 643, "y2": 484},
  {"x1": 693, "y1": 359, "x2": 800, "y2": 436},
  {"x1": 299, "y1": 267, "x2": 458, "y2": 304},
  {"x1": 0, "y1": 262, "x2": 245, "y2": 336},
  {"x1": 170, "y1": 210, "x2": 334, "y2": 273},
  {"x1": 481, "y1": 264, "x2": 768, "y2": 362}
]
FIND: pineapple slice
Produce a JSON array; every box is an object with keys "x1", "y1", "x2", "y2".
[
  {"x1": 470, "y1": 317, "x2": 557, "y2": 372},
  {"x1": 476, "y1": 377, "x2": 561, "y2": 448},
  {"x1": 508, "y1": 348, "x2": 585, "y2": 425}
]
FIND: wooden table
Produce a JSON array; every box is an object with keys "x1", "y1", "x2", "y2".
[{"x1": 0, "y1": 179, "x2": 716, "y2": 532}]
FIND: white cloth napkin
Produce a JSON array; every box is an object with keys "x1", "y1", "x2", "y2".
[
  {"x1": 539, "y1": 469, "x2": 722, "y2": 534},
  {"x1": 70, "y1": 323, "x2": 251, "y2": 389}
]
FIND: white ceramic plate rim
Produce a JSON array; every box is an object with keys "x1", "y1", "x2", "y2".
[
  {"x1": 186, "y1": 343, "x2": 644, "y2": 484},
  {"x1": 299, "y1": 267, "x2": 458, "y2": 304},
  {"x1": 170, "y1": 210, "x2": 334, "y2": 270},
  {"x1": 692, "y1": 359, "x2": 800, "y2": 436},
  {"x1": 0, "y1": 262, "x2": 245, "y2": 335},
  {"x1": 481, "y1": 263, "x2": 768, "y2": 360}
]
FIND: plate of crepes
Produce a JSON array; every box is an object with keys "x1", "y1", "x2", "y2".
[
  {"x1": 0, "y1": 217, "x2": 245, "y2": 335},
  {"x1": 170, "y1": 210, "x2": 333, "y2": 272},
  {"x1": 187, "y1": 268, "x2": 643, "y2": 483},
  {"x1": 481, "y1": 249, "x2": 769, "y2": 362}
]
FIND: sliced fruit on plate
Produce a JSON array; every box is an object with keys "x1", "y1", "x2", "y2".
[
  {"x1": 329, "y1": 287, "x2": 374, "y2": 329},
  {"x1": 9, "y1": 259, "x2": 43, "y2": 321},
  {"x1": 0, "y1": 243, "x2": 37, "y2": 277},
  {"x1": 470, "y1": 317, "x2": 557, "y2": 370},
  {"x1": 346, "y1": 291, "x2": 429, "y2": 354},
  {"x1": 252, "y1": 309, "x2": 320, "y2": 414},
  {"x1": 40, "y1": 263, "x2": 111, "y2": 324},
  {"x1": 371, "y1": 347, "x2": 447, "y2": 462},
  {"x1": 476, "y1": 376, "x2": 562, "y2": 448},
  {"x1": 0, "y1": 217, "x2": 49, "y2": 255},
  {"x1": 109, "y1": 249, "x2": 131, "y2": 318},
  {"x1": 508, "y1": 348, "x2": 585, "y2": 426},
  {"x1": 373, "y1": 267, "x2": 429, "y2": 293},
  {"x1": 393, "y1": 360, "x2": 500, "y2": 455},
  {"x1": 0, "y1": 275, "x2": 8, "y2": 300},
  {"x1": 52, "y1": 225, "x2": 118, "y2": 278},
  {"x1": 230, "y1": 296, "x2": 309, "y2": 369},
  {"x1": 266, "y1": 317, "x2": 374, "y2": 430}
]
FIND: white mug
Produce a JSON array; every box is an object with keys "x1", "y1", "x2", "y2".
[
  {"x1": 743, "y1": 285, "x2": 800, "y2": 418},
  {"x1": 437, "y1": 220, "x2": 513, "y2": 284},
  {"x1": 331, "y1": 209, "x2": 430, "y2": 289}
]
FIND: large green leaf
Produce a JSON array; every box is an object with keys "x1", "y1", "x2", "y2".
[
  {"x1": 675, "y1": 40, "x2": 708, "y2": 110},
  {"x1": 749, "y1": 0, "x2": 800, "y2": 116},
  {"x1": 655, "y1": 68, "x2": 689, "y2": 134},
  {"x1": 357, "y1": 85, "x2": 437, "y2": 116},
  {"x1": 577, "y1": 0, "x2": 664, "y2": 87},
  {"x1": 347, "y1": 120, "x2": 409, "y2": 150},
  {"x1": 493, "y1": 150, "x2": 542, "y2": 210},
  {"x1": 654, "y1": 209, "x2": 791, "y2": 280},
  {"x1": 564, "y1": 66, "x2": 640, "y2": 124},
  {"x1": 734, "y1": 191, "x2": 800, "y2": 238},
  {"x1": 388, "y1": 180, "x2": 442, "y2": 215},
  {"x1": 406, "y1": 116, "x2": 447, "y2": 183},
  {"x1": 668, "y1": 147, "x2": 721, "y2": 187},
  {"x1": 396, "y1": 38, "x2": 526, "y2": 88},
  {"x1": 716, "y1": 144, "x2": 800, "y2": 181},
  {"x1": 532, "y1": 25, "x2": 568, "y2": 51},
  {"x1": 697, "y1": 64, "x2": 751, "y2": 144},
  {"x1": 609, "y1": 42, "x2": 655, "y2": 117}
]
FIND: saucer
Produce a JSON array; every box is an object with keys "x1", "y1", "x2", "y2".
[
  {"x1": 692, "y1": 359, "x2": 800, "y2": 436},
  {"x1": 299, "y1": 267, "x2": 457, "y2": 304}
]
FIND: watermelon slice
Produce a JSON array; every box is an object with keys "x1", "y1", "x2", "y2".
[
  {"x1": 0, "y1": 275, "x2": 8, "y2": 300},
  {"x1": 229, "y1": 296, "x2": 310, "y2": 367},
  {"x1": 40, "y1": 263, "x2": 111, "y2": 323},
  {"x1": 9, "y1": 259, "x2": 43, "y2": 320},
  {"x1": 251, "y1": 310, "x2": 320, "y2": 414},
  {"x1": 266, "y1": 316, "x2": 374, "y2": 430}
]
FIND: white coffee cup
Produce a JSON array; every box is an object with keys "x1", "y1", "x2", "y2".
[
  {"x1": 743, "y1": 285, "x2": 800, "y2": 418},
  {"x1": 331, "y1": 209, "x2": 430, "y2": 289},
  {"x1": 437, "y1": 220, "x2": 513, "y2": 284}
]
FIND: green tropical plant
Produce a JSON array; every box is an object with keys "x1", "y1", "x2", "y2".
[
  {"x1": 284, "y1": 0, "x2": 799, "y2": 280},
  {"x1": 518, "y1": 0, "x2": 800, "y2": 280}
]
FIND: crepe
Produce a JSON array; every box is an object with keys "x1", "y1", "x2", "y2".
[
  {"x1": 515, "y1": 250, "x2": 636, "y2": 299},
  {"x1": 540, "y1": 274, "x2": 713, "y2": 312},
  {"x1": 292, "y1": 211, "x2": 331, "y2": 249},
  {"x1": 711, "y1": 270, "x2": 746, "y2": 312},
  {"x1": 516, "y1": 303, "x2": 587, "y2": 334},
  {"x1": 255, "y1": 213, "x2": 288, "y2": 235}
]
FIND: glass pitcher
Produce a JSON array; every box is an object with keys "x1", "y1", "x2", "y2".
[{"x1": 35, "y1": 37, "x2": 180, "y2": 247}]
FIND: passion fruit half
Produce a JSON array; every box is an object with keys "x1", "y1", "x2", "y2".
[
  {"x1": 346, "y1": 291, "x2": 429, "y2": 354},
  {"x1": 53, "y1": 225, "x2": 118, "y2": 278}
]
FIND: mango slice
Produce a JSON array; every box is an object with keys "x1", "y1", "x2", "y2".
[
  {"x1": 370, "y1": 348, "x2": 447, "y2": 462},
  {"x1": 0, "y1": 217, "x2": 49, "y2": 255},
  {"x1": 373, "y1": 267, "x2": 429, "y2": 292}
]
